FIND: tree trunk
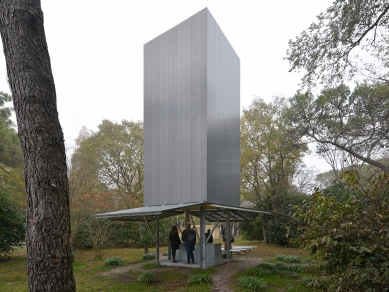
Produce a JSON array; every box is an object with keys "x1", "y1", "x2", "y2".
[{"x1": 0, "y1": 1, "x2": 75, "y2": 291}]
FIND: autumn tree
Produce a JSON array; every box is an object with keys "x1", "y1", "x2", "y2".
[
  {"x1": 240, "y1": 97, "x2": 308, "y2": 244},
  {"x1": 0, "y1": 1, "x2": 75, "y2": 291},
  {"x1": 287, "y1": 83, "x2": 389, "y2": 173},
  {"x1": 286, "y1": 0, "x2": 389, "y2": 87},
  {"x1": 75, "y1": 119, "x2": 144, "y2": 204}
]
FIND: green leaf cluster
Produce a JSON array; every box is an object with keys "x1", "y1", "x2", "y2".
[{"x1": 294, "y1": 171, "x2": 389, "y2": 291}]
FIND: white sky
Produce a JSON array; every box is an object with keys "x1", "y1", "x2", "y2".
[{"x1": 0, "y1": 0, "x2": 334, "y2": 173}]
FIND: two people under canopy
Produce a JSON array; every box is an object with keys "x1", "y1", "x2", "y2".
[{"x1": 169, "y1": 223, "x2": 214, "y2": 264}]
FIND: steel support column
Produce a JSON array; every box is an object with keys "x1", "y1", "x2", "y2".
[
  {"x1": 200, "y1": 204, "x2": 206, "y2": 269},
  {"x1": 156, "y1": 216, "x2": 160, "y2": 265},
  {"x1": 226, "y1": 210, "x2": 231, "y2": 262}
]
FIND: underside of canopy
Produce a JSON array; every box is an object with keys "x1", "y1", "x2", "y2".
[{"x1": 94, "y1": 201, "x2": 272, "y2": 222}]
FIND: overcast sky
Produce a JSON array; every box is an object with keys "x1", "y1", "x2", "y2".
[{"x1": 0, "y1": 0, "x2": 334, "y2": 172}]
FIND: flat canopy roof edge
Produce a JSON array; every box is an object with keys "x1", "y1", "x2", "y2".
[{"x1": 94, "y1": 201, "x2": 273, "y2": 222}]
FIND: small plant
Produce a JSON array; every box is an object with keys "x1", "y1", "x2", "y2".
[
  {"x1": 188, "y1": 274, "x2": 212, "y2": 284},
  {"x1": 238, "y1": 276, "x2": 267, "y2": 291},
  {"x1": 138, "y1": 272, "x2": 156, "y2": 283},
  {"x1": 245, "y1": 267, "x2": 272, "y2": 277},
  {"x1": 142, "y1": 253, "x2": 156, "y2": 260},
  {"x1": 302, "y1": 277, "x2": 316, "y2": 287},
  {"x1": 221, "y1": 252, "x2": 227, "y2": 259},
  {"x1": 104, "y1": 257, "x2": 123, "y2": 267},
  {"x1": 256, "y1": 263, "x2": 276, "y2": 270},
  {"x1": 275, "y1": 254, "x2": 286, "y2": 261},
  {"x1": 162, "y1": 252, "x2": 168, "y2": 256},
  {"x1": 282, "y1": 255, "x2": 303, "y2": 263},
  {"x1": 274, "y1": 262, "x2": 287, "y2": 270}
]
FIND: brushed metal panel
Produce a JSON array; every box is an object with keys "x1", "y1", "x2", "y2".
[
  {"x1": 206, "y1": 9, "x2": 240, "y2": 207},
  {"x1": 144, "y1": 8, "x2": 239, "y2": 207}
]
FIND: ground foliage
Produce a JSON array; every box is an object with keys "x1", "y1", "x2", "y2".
[{"x1": 294, "y1": 171, "x2": 389, "y2": 291}]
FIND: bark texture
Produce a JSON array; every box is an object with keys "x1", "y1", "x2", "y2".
[{"x1": 0, "y1": 1, "x2": 75, "y2": 291}]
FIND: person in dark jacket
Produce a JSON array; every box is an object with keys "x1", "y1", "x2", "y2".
[
  {"x1": 205, "y1": 229, "x2": 213, "y2": 243},
  {"x1": 181, "y1": 222, "x2": 196, "y2": 264},
  {"x1": 168, "y1": 225, "x2": 181, "y2": 263}
]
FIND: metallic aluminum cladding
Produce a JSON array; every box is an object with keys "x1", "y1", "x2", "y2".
[{"x1": 144, "y1": 8, "x2": 240, "y2": 207}]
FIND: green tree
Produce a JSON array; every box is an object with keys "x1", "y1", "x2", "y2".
[
  {"x1": 0, "y1": 187, "x2": 25, "y2": 257},
  {"x1": 240, "y1": 97, "x2": 308, "y2": 244},
  {"x1": 287, "y1": 83, "x2": 389, "y2": 173},
  {"x1": 286, "y1": 0, "x2": 389, "y2": 87},
  {"x1": 81, "y1": 120, "x2": 144, "y2": 203},
  {"x1": 294, "y1": 172, "x2": 389, "y2": 291}
]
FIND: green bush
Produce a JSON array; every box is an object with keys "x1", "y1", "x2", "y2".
[
  {"x1": 256, "y1": 263, "x2": 276, "y2": 270},
  {"x1": 238, "y1": 277, "x2": 267, "y2": 291},
  {"x1": 275, "y1": 254, "x2": 303, "y2": 263},
  {"x1": 104, "y1": 257, "x2": 123, "y2": 267},
  {"x1": 142, "y1": 253, "x2": 156, "y2": 260},
  {"x1": 275, "y1": 254, "x2": 286, "y2": 261},
  {"x1": 295, "y1": 172, "x2": 389, "y2": 291},
  {"x1": 162, "y1": 252, "x2": 168, "y2": 256},
  {"x1": 137, "y1": 272, "x2": 155, "y2": 283},
  {"x1": 245, "y1": 267, "x2": 272, "y2": 277},
  {"x1": 283, "y1": 255, "x2": 303, "y2": 263},
  {"x1": 0, "y1": 189, "x2": 25, "y2": 257},
  {"x1": 188, "y1": 274, "x2": 212, "y2": 284}
]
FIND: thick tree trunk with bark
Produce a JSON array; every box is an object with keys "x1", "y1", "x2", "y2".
[{"x1": 0, "y1": 1, "x2": 75, "y2": 291}]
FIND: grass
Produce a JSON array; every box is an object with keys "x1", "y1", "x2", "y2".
[{"x1": 0, "y1": 238, "x2": 317, "y2": 291}]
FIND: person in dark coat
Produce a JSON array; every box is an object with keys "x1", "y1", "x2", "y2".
[
  {"x1": 205, "y1": 229, "x2": 213, "y2": 243},
  {"x1": 168, "y1": 225, "x2": 181, "y2": 263},
  {"x1": 181, "y1": 222, "x2": 196, "y2": 264}
]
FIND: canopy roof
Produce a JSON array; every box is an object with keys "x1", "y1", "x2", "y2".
[{"x1": 94, "y1": 201, "x2": 272, "y2": 222}]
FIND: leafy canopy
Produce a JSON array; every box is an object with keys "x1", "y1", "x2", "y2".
[{"x1": 286, "y1": 0, "x2": 389, "y2": 87}]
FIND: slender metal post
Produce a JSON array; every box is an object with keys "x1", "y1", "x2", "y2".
[
  {"x1": 200, "y1": 204, "x2": 206, "y2": 269},
  {"x1": 185, "y1": 210, "x2": 189, "y2": 223},
  {"x1": 226, "y1": 210, "x2": 231, "y2": 262},
  {"x1": 156, "y1": 216, "x2": 160, "y2": 265}
]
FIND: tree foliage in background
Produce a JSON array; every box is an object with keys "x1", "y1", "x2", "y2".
[
  {"x1": 287, "y1": 83, "x2": 389, "y2": 173},
  {"x1": 286, "y1": 0, "x2": 389, "y2": 87},
  {"x1": 68, "y1": 120, "x2": 148, "y2": 256},
  {"x1": 294, "y1": 172, "x2": 389, "y2": 291},
  {"x1": 0, "y1": 188, "x2": 25, "y2": 258},
  {"x1": 240, "y1": 97, "x2": 309, "y2": 245},
  {"x1": 75, "y1": 120, "x2": 144, "y2": 204}
]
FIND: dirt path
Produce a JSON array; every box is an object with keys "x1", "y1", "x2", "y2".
[
  {"x1": 212, "y1": 257, "x2": 261, "y2": 292},
  {"x1": 101, "y1": 256, "x2": 262, "y2": 291}
]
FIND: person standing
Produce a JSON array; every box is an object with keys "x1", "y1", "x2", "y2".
[
  {"x1": 205, "y1": 229, "x2": 213, "y2": 243},
  {"x1": 168, "y1": 225, "x2": 181, "y2": 263},
  {"x1": 181, "y1": 222, "x2": 196, "y2": 264}
]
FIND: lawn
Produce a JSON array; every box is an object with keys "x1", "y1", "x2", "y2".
[{"x1": 0, "y1": 238, "x2": 318, "y2": 291}]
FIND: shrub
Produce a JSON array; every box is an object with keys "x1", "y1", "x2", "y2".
[
  {"x1": 256, "y1": 263, "x2": 276, "y2": 270},
  {"x1": 274, "y1": 262, "x2": 287, "y2": 270},
  {"x1": 162, "y1": 252, "x2": 168, "y2": 256},
  {"x1": 245, "y1": 267, "x2": 272, "y2": 277},
  {"x1": 282, "y1": 255, "x2": 303, "y2": 263},
  {"x1": 104, "y1": 257, "x2": 123, "y2": 267},
  {"x1": 142, "y1": 253, "x2": 156, "y2": 260},
  {"x1": 295, "y1": 172, "x2": 389, "y2": 291},
  {"x1": 138, "y1": 272, "x2": 155, "y2": 283},
  {"x1": 238, "y1": 277, "x2": 267, "y2": 291},
  {"x1": 188, "y1": 274, "x2": 212, "y2": 284},
  {"x1": 275, "y1": 254, "x2": 286, "y2": 261}
]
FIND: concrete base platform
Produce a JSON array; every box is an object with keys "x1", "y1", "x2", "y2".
[{"x1": 158, "y1": 258, "x2": 228, "y2": 269}]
